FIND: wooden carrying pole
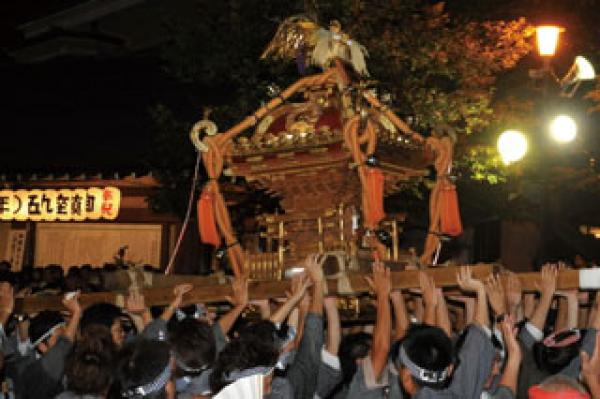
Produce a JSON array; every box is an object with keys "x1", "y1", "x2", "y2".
[{"x1": 14, "y1": 265, "x2": 592, "y2": 314}]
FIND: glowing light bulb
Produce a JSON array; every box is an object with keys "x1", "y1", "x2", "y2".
[{"x1": 498, "y1": 130, "x2": 528, "y2": 164}]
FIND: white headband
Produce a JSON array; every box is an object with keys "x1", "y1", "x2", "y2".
[
  {"x1": 399, "y1": 345, "x2": 449, "y2": 384},
  {"x1": 32, "y1": 322, "x2": 65, "y2": 347},
  {"x1": 122, "y1": 362, "x2": 171, "y2": 397}
]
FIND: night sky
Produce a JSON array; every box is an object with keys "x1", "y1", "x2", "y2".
[
  {"x1": 1, "y1": 0, "x2": 599, "y2": 175},
  {"x1": 0, "y1": 1, "x2": 194, "y2": 174}
]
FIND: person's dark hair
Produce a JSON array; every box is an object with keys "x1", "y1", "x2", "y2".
[
  {"x1": 103, "y1": 263, "x2": 118, "y2": 272},
  {"x1": 396, "y1": 324, "x2": 453, "y2": 390},
  {"x1": 64, "y1": 325, "x2": 117, "y2": 395},
  {"x1": 0, "y1": 261, "x2": 11, "y2": 272},
  {"x1": 339, "y1": 332, "x2": 372, "y2": 386},
  {"x1": 116, "y1": 339, "x2": 171, "y2": 399},
  {"x1": 67, "y1": 267, "x2": 81, "y2": 277},
  {"x1": 169, "y1": 318, "x2": 216, "y2": 378},
  {"x1": 210, "y1": 335, "x2": 279, "y2": 394},
  {"x1": 237, "y1": 318, "x2": 292, "y2": 351},
  {"x1": 0, "y1": 271, "x2": 14, "y2": 285},
  {"x1": 533, "y1": 330, "x2": 584, "y2": 374},
  {"x1": 80, "y1": 302, "x2": 123, "y2": 331},
  {"x1": 238, "y1": 319, "x2": 277, "y2": 344},
  {"x1": 28, "y1": 310, "x2": 65, "y2": 346}
]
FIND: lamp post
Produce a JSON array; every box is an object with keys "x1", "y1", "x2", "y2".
[
  {"x1": 535, "y1": 25, "x2": 561, "y2": 264},
  {"x1": 501, "y1": 26, "x2": 594, "y2": 264}
]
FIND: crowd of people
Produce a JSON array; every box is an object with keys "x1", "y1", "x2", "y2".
[
  {"x1": 0, "y1": 261, "x2": 164, "y2": 296},
  {"x1": 0, "y1": 256, "x2": 599, "y2": 398}
]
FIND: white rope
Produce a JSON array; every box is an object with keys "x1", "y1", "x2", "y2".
[{"x1": 165, "y1": 151, "x2": 202, "y2": 275}]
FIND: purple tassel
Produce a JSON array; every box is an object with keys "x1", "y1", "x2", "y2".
[{"x1": 295, "y1": 45, "x2": 307, "y2": 75}]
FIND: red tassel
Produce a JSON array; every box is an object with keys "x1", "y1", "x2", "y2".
[
  {"x1": 198, "y1": 189, "x2": 221, "y2": 247},
  {"x1": 440, "y1": 184, "x2": 463, "y2": 236},
  {"x1": 365, "y1": 168, "x2": 385, "y2": 226}
]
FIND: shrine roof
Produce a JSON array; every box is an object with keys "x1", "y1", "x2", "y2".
[{"x1": 231, "y1": 100, "x2": 423, "y2": 160}]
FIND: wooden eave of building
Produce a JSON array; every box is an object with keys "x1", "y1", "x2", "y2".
[{"x1": 0, "y1": 172, "x2": 180, "y2": 224}]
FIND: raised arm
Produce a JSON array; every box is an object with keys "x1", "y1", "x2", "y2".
[
  {"x1": 125, "y1": 289, "x2": 152, "y2": 331},
  {"x1": 581, "y1": 331, "x2": 600, "y2": 398},
  {"x1": 529, "y1": 264, "x2": 557, "y2": 332},
  {"x1": 457, "y1": 266, "x2": 488, "y2": 329},
  {"x1": 588, "y1": 296, "x2": 600, "y2": 332},
  {"x1": 294, "y1": 294, "x2": 311, "y2": 347},
  {"x1": 419, "y1": 271, "x2": 437, "y2": 326},
  {"x1": 305, "y1": 254, "x2": 324, "y2": 315},
  {"x1": 219, "y1": 275, "x2": 249, "y2": 335},
  {"x1": 555, "y1": 290, "x2": 579, "y2": 331},
  {"x1": 390, "y1": 290, "x2": 410, "y2": 340},
  {"x1": 505, "y1": 272, "x2": 524, "y2": 322},
  {"x1": 498, "y1": 317, "x2": 522, "y2": 396},
  {"x1": 160, "y1": 284, "x2": 193, "y2": 321},
  {"x1": 365, "y1": 262, "x2": 391, "y2": 380},
  {"x1": 485, "y1": 274, "x2": 507, "y2": 324},
  {"x1": 324, "y1": 297, "x2": 341, "y2": 355},
  {"x1": 62, "y1": 292, "x2": 81, "y2": 342},
  {"x1": 0, "y1": 282, "x2": 14, "y2": 329},
  {"x1": 435, "y1": 289, "x2": 452, "y2": 337},
  {"x1": 270, "y1": 275, "x2": 310, "y2": 325}
]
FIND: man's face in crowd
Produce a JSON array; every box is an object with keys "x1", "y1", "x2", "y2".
[{"x1": 111, "y1": 317, "x2": 126, "y2": 346}]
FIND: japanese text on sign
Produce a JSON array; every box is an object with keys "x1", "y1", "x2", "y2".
[{"x1": 0, "y1": 187, "x2": 121, "y2": 221}]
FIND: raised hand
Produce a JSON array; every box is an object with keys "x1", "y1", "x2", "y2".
[
  {"x1": 505, "y1": 272, "x2": 522, "y2": 310},
  {"x1": 304, "y1": 254, "x2": 324, "y2": 284},
  {"x1": 226, "y1": 275, "x2": 249, "y2": 308},
  {"x1": 457, "y1": 266, "x2": 488, "y2": 328},
  {"x1": 126, "y1": 289, "x2": 147, "y2": 315},
  {"x1": 172, "y1": 284, "x2": 193, "y2": 309},
  {"x1": 418, "y1": 271, "x2": 438, "y2": 308},
  {"x1": 484, "y1": 274, "x2": 506, "y2": 316},
  {"x1": 365, "y1": 261, "x2": 391, "y2": 298},
  {"x1": 62, "y1": 290, "x2": 82, "y2": 341},
  {"x1": 536, "y1": 263, "x2": 557, "y2": 297},
  {"x1": 287, "y1": 274, "x2": 310, "y2": 302},
  {"x1": 501, "y1": 316, "x2": 522, "y2": 363},
  {"x1": 456, "y1": 266, "x2": 484, "y2": 293},
  {"x1": 270, "y1": 274, "x2": 311, "y2": 324},
  {"x1": 498, "y1": 316, "x2": 522, "y2": 394},
  {"x1": 160, "y1": 284, "x2": 193, "y2": 322},
  {"x1": 62, "y1": 290, "x2": 81, "y2": 316}
]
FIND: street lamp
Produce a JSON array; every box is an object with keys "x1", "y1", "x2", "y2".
[
  {"x1": 498, "y1": 130, "x2": 528, "y2": 165},
  {"x1": 536, "y1": 25, "x2": 561, "y2": 57},
  {"x1": 560, "y1": 56, "x2": 596, "y2": 97},
  {"x1": 549, "y1": 114, "x2": 577, "y2": 143}
]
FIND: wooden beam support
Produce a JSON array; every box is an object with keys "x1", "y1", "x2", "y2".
[
  {"x1": 12, "y1": 266, "x2": 590, "y2": 314},
  {"x1": 15, "y1": 265, "x2": 492, "y2": 314}
]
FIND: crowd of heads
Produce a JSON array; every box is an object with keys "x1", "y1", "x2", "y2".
[{"x1": 0, "y1": 260, "x2": 161, "y2": 295}]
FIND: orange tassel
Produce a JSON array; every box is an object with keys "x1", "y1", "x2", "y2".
[
  {"x1": 198, "y1": 189, "x2": 221, "y2": 247},
  {"x1": 365, "y1": 167, "x2": 385, "y2": 226},
  {"x1": 440, "y1": 184, "x2": 462, "y2": 236}
]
